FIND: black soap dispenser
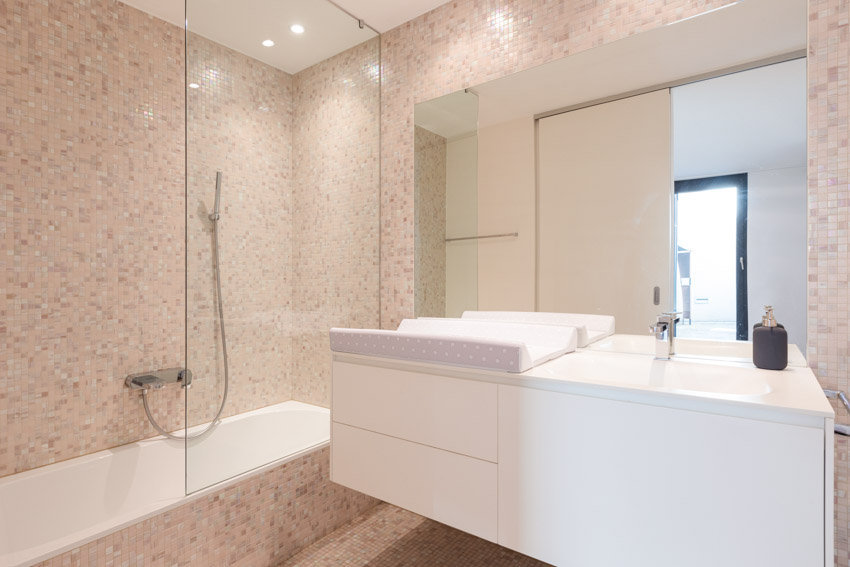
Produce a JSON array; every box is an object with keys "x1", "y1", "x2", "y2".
[{"x1": 752, "y1": 305, "x2": 788, "y2": 370}]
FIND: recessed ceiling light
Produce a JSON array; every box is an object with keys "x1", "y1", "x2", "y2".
[
  {"x1": 290, "y1": 24, "x2": 304, "y2": 34},
  {"x1": 188, "y1": 83, "x2": 200, "y2": 89},
  {"x1": 262, "y1": 39, "x2": 275, "y2": 47}
]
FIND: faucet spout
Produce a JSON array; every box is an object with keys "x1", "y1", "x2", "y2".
[{"x1": 649, "y1": 312, "x2": 681, "y2": 360}]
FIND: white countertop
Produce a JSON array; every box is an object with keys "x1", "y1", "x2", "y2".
[
  {"x1": 333, "y1": 344, "x2": 833, "y2": 428},
  {"x1": 585, "y1": 334, "x2": 809, "y2": 367}
]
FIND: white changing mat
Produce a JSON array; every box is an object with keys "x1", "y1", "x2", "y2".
[
  {"x1": 330, "y1": 319, "x2": 577, "y2": 373},
  {"x1": 461, "y1": 311, "x2": 615, "y2": 347}
]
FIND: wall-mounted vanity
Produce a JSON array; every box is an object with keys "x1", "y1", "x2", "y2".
[
  {"x1": 330, "y1": 328, "x2": 832, "y2": 566},
  {"x1": 332, "y1": 0, "x2": 832, "y2": 566}
]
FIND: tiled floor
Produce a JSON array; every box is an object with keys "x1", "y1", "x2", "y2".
[{"x1": 279, "y1": 503, "x2": 551, "y2": 566}]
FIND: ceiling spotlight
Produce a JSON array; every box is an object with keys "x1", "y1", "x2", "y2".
[
  {"x1": 290, "y1": 24, "x2": 304, "y2": 34},
  {"x1": 188, "y1": 83, "x2": 200, "y2": 89},
  {"x1": 262, "y1": 39, "x2": 275, "y2": 47}
]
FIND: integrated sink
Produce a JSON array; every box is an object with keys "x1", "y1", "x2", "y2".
[
  {"x1": 666, "y1": 364, "x2": 773, "y2": 397},
  {"x1": 585, "y1": 334, "x2": 807, "y2": 367},
  {"x1": 531, "y1": 349, "x2": 776, "y2": 400}
]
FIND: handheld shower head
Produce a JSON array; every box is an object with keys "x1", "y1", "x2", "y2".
[{"x1": 209, "y1": 171, "x2": 222, "y2": 221}]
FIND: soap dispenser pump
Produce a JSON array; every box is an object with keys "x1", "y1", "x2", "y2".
[{"x1": 752, "y1": 305, "x2": 788, "y2": 370}]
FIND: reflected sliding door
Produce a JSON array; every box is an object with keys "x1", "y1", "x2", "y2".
[{"x1": 537, "y1": 90, "x2": 673, "y2": 334}]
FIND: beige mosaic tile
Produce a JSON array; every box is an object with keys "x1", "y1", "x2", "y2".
[
  {"x1": 185, "y1": 31, "x2": 294, "y2": 425},
  {"x1": 808, "y1": 2, "x2": 850, "y2": 564},
  {"x1": 1, "y1": 0, "x2": 185, "y2": 476},
  {"x1": 280, "y1": 502, "x2": 549, "y2": 567},
  {"x1": 290, "y1": 38, "x2": 381, "y2": 408},
  {"x1": 2, "y1": 0, "x2": 381, "y2": 476}
]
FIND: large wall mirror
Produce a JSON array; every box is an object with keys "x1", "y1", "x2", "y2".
[{"x1": 413, "y1": 0, "x2": 808, "y2": 352}]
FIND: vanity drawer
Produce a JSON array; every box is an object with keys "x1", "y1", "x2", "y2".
[
  {"x1": 331, "y1": 422, "x2": 498, "y2": 542},
  {"x1": 332, "y1": 360, "x2": 497, "y2": 462}
]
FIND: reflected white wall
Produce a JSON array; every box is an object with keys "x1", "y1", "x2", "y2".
[{"x1": 446, "y1": 135, "x2": 479, "y2": 318}]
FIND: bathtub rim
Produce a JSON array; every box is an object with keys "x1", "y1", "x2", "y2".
[{"x1": 0, "y1": 400, "x2": 330, "y2": 567}]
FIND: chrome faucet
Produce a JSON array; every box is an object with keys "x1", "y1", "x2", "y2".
[{"x1": 648, "y1": 312, "x2": 681, "y2": 360}]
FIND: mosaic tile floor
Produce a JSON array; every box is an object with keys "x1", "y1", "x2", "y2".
[{"x1": 278, "y1": 503, "x2": 551, "y2": 566}]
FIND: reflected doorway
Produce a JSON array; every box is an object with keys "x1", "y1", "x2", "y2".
[{"x1": 674, "y1": 174, "x2": 748, "y2": 341}]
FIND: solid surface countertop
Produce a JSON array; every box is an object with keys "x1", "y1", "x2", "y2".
[{"x1": 333, "y1": 342, "x2": 834, "y2": 428}]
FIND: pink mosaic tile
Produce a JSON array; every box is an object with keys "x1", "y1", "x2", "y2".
[
  {"x1": 808, "y1": 2, "x2": 850, "y2": 564},
  {"x1": 1, "y1": 0, "x2": 185, "y2": 476},
  {"x1": 2, "y1": 0, "x2": 381, "y2": 476},
  {"x1": 290, "y1": 38, "x2": 381, "y2": 407},
  {"x1": 185, "y1": 32, "x2": 295, "y2": 425}
]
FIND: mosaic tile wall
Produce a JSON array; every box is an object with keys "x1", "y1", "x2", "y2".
[
  {"x1": 379, "y1": 0, "x2": 849, "y2": 564},
  {"x1": 290, "y1": 38, "x2": 381, "y2": 407},
  {"x1": 2, "y1": 0, "x2": 381, "y2": 476},
  {"x1": 413, "y1": 125, "x2": 447, "y2": 318},
  {"x1": 185, "y1": 33, "x2": 294, "y2": 425},
  {"x1": 808, "y1": 1, "x2": 850, "y2": 563},
  {"x1": 1, "y1": 0, "x2": 186, "y2": 477},
  {"x1": 34, "y1": 446, "x2": 378, "y2": 567}
]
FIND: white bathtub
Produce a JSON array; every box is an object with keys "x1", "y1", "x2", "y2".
[{"x1": 0, "y1": 401, "x2": 329, "y2": 567}]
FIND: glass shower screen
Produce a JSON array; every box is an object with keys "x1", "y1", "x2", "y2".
[{"x1": 184, "y1": 0, "x2": 380, "y2": 493}]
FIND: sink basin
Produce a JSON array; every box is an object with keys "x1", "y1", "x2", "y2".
[
  {"x1": 667, "y1": 367, "x2": 773, "y2": 397},
  {"x1": 531, "y1": 349, "x2": 776, "y2": 399},
  {"x1": 584, "y1": 334, "x2": 807, "y2": 367}
]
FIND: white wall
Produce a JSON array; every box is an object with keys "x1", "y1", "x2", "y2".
[
  {"x1": 747, "y1": 167, "x2": 807, "y2": 351},
  {"x1": 446, "y1": 135, "x2": 479, "y2": 317},
  {"x1": 476, "y1": 116, "x2": 536, "y2": 311}
]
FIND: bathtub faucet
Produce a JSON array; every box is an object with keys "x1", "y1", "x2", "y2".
[{"x1": 125, "y1": 368, "x2": 193, "y2": 391}]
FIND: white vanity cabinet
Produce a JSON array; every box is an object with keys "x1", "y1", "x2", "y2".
[
  {"x1": 498, "y1": 385, "x2": 826, "y2": 567},
  {"x1": 330, "y1": 360, "x2": 499, "y2": 541},
  {"x1": 330, "y1": 353, "x2": 833, "y2": 567}
]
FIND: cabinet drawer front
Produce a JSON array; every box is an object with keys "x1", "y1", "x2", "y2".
[
  {"x1": 332, "y1": 361, "x2": 497, "y2": 461},
  {"x1": 331, "y1": 423, "x2": 497, "y2": 542}
]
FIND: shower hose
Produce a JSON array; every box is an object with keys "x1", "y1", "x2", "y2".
[{"x1": 143, "y1": 172, "x2": 230, "y2": 440}]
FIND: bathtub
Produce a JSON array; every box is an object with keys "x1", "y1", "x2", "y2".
[{"x1": 0, "y1": 400, "x2": 329, "y2": 567}]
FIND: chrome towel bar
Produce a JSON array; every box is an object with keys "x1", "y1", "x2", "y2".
[
  {"x1": 445, "y1": 232, "x2": 518, "y2": 243},
  {"x1": 824, "y1": 389, "x2": 850, "y2": 436}
]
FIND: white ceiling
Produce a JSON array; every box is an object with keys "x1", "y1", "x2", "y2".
[
  {"x1": 123, "y1": 0, "x2": 443, "y2": 74},
  {"x1": 415, "y1": 90, "x2": 479, "y2": 141},
  {"x1": 672, "y1": 59, "x2": 806, "y2": 180},
  {"x1": 333, "y1": 0, "x2": 452, "y2": 33}
]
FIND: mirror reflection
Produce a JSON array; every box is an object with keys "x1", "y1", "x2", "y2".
[
  {"x1": 671, "y1": 61, "x2": 806, "y2": 349},
  {"x1": 413, "y1": 0, "x2": 807, "y2": 354},
  {"x1": 414, "y1": 90, "x2": 479, "y2": 318}
]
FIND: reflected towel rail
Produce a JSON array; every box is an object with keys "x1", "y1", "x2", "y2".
[{"x1": 445, "y1": 232, "x2": 518, "y2": 243}]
